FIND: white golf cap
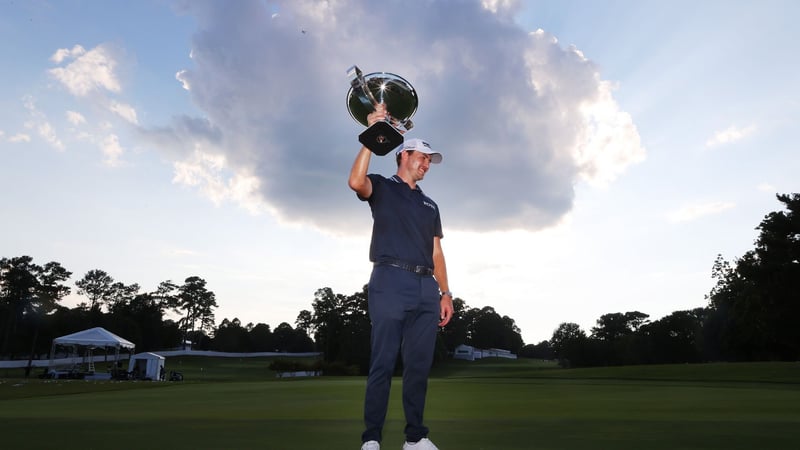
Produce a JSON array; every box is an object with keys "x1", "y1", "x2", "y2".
[{"x1": 396, "y1": 138, "x2": 442, "y2": 164}]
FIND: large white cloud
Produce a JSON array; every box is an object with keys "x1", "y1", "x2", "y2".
[{"x1": 145, "y1": 0, "x2": 644, "y2": 233}]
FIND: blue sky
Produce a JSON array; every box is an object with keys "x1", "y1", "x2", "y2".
[{"x1": 1, "y1": 0, "x2": 797, "y2": 344}]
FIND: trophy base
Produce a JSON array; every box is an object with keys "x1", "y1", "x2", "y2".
[{"x1": 359, "y1": 121, "x2": 404, "y2": 156}]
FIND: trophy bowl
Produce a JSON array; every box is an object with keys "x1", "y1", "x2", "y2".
[{"x1": 346, "y1": 66, "x2": 419, "y2": 155}]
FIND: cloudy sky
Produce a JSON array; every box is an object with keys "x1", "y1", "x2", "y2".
[{"x1": 1, "y1": 0, "x2": 797, "y2": 343}]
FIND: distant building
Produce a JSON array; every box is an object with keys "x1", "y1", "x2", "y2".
[{"x1": 453, "y1": 344, "x2": 517, "y2": 361}]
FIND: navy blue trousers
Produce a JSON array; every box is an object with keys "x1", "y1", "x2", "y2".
[{"x1": 362, "y1": 265, "x2": 440, "y2": 444}]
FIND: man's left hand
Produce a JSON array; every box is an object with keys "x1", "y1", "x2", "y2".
[{"x1": 439, "y1": 294, "x2": 454, "y2": 327}]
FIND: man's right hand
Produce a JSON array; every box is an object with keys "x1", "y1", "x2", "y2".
[{"x1": 367, "y1": 103, "x2": 388, "y2": 126}]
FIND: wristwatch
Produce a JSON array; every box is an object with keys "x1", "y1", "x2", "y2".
[{"x1": 440, "y1": 290, "x2": 453, "y2": 298}]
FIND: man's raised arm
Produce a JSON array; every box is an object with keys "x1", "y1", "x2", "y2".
[
  {"x1": 348, "y1": 103, "x2": 388, "y2": 199},
  {"x1": 348, "y1": 146, "x2": 373, "y2": 199}
]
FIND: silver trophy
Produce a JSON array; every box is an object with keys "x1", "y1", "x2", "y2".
[{"x1": 346, "y1": 65, "x2": 418, "y2": 155}]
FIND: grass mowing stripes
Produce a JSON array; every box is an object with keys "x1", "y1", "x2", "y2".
[
  {"x1": 1, "y1": 359, "x2": 799, "y2": 449},
  {"x1": 423, "y1": 377, "x2": 800, "y2": 449}
]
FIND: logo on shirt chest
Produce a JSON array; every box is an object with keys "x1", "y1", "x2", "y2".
[{"x1": 422, "y1": 200, "x2": 436, "y2": 211}]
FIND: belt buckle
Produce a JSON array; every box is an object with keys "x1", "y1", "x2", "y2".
[{"x1": 414, "y1": 265, "x2": 427, "y2": 275}]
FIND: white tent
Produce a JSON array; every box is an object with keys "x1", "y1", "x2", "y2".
[
  {"x1": 128, "y1": 352, "x2": 165, "y2": 381},
  {"x1": 52, "y1": 327, "x2": 135, "y2": 348},
  {"x1": 48, "y1": 327, "x2": 136, "y2": 377}
]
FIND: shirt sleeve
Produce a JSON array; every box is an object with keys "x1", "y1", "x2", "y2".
[
  {"x1": 434, "y1": 202, "x2": 443, "y2": 239},
  {"x1": 357, "y1": 174, "x2": 383, "y2": 202}
]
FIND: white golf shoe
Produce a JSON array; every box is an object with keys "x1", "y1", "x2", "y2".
[
  {"x1": 361, "y1": 440, "x2": 380, "y2": 450},
  {"x1": 402, "y1": 438, "x2": 439, "y2": 450}
]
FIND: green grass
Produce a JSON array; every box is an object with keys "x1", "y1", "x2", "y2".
[{"x1": 1, "y1": 358, "x2": 799, "y2": 449}]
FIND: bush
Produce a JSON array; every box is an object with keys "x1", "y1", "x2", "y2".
[
  {"x1": 319, "y1": 360, "x2": 360, "y2": 376},
  {"x1": 268, "y1": 358, "x2": 321, "y2": 373}
]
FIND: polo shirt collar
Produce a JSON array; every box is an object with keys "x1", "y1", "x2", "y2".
[{"x1": 390, "y1": 175, "x2": 423, "y2": 192}]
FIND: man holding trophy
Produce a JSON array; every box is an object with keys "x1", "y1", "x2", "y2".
[{"x1": 347, "y1": 67, "x2": 454, "y2": 450}]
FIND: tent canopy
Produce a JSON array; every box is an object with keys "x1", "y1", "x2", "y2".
[
  {"x1": 53, "y1": 327, "x2": 135, "y2": 349},
  {"x1": 130, "y1": 352, "x2": 164, "y2": 361}
]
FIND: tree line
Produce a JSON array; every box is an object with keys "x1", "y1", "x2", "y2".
[
  {"x1": 534, "y1": 193, "x2": 800, "y2": 367},
  {"x1": 1, "y1": 193, "x2": 797, "y2": 374},
  {"x1": 0, "y1": 263, "x2": 315, "y2": 364},
  {"x1": 0, "y1": 256, "x2": 524, "y2": 375}
]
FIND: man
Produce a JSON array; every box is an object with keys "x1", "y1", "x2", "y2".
[{"x1": 348, "y1": 104, "x2": 454, "y2": 450}]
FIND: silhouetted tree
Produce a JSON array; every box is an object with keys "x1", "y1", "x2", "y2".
[
  {"x1": 589, "y1": 311, "x2": 650, "y2": 365},
  {"x1": 301, "y1": 286, "x2": 371, "y2": 371},
  {"x1": 106, "y1": 281, "x2": 140, "y2": 314},
  {"x1": 519, "y1": 340, "x2": 554, "y2": 359},
  {"x1": 0, "y1": 256, "x2": 71, "y2": 363},
  {"x1": 152, "y1": 280, "x2": 179, "y2": 312},
  {"x1": 550, "y1": 322, "x2": 588, "y2": 367},
  {"x1": 438, "y1": 300, "x2": 524, "y2": 354},
  {"x1": 295, "y1": 309, "x2": 313, "y2": 334},
  {"x1": 639, "y1": 308, "x2": 707, "y2": 364},
  {"x1": 75, "y1": 269, "x2": 115, "y2": 311},
  {"x1": 248, "y1": 323, "x2": 274, "y2": 352},
  {"x1": 272, "y1": 322, "x2": 314, "y2": 352},
  {"x1": 213, "y1": 318, "x2": 250, "y2": 352},
  {"x1": 186, "y1": 329, "x2": 212, "y2": 350},
  {"x1": 176, "y1": 276, "x2": 218, "y2": 340},
  {"x1": 706, "y1": 193, "x2": 800, "y2": 360},
  {"x1": 591, "y1": 311, "x2": 649, "y2": 341},
  {"x1": 469, "y1": 306, "x2": 524, "y2": 353}
]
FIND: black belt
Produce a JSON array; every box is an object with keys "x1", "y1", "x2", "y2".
[{"x1": 375, "y1": 259, "x2": 434, "y2": 276}]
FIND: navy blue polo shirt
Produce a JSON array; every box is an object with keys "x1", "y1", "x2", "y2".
[{"x1": 359, "y1": 174, "x2": 443, "y2": 268}]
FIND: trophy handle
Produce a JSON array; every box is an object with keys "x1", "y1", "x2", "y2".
[{"x1": 347, "y1": 66, "x2": 379, "y2": 111}]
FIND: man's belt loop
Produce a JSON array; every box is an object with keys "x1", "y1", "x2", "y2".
[{"x1": 374, "y1": 258, "x2": 433, "y2": 276}]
